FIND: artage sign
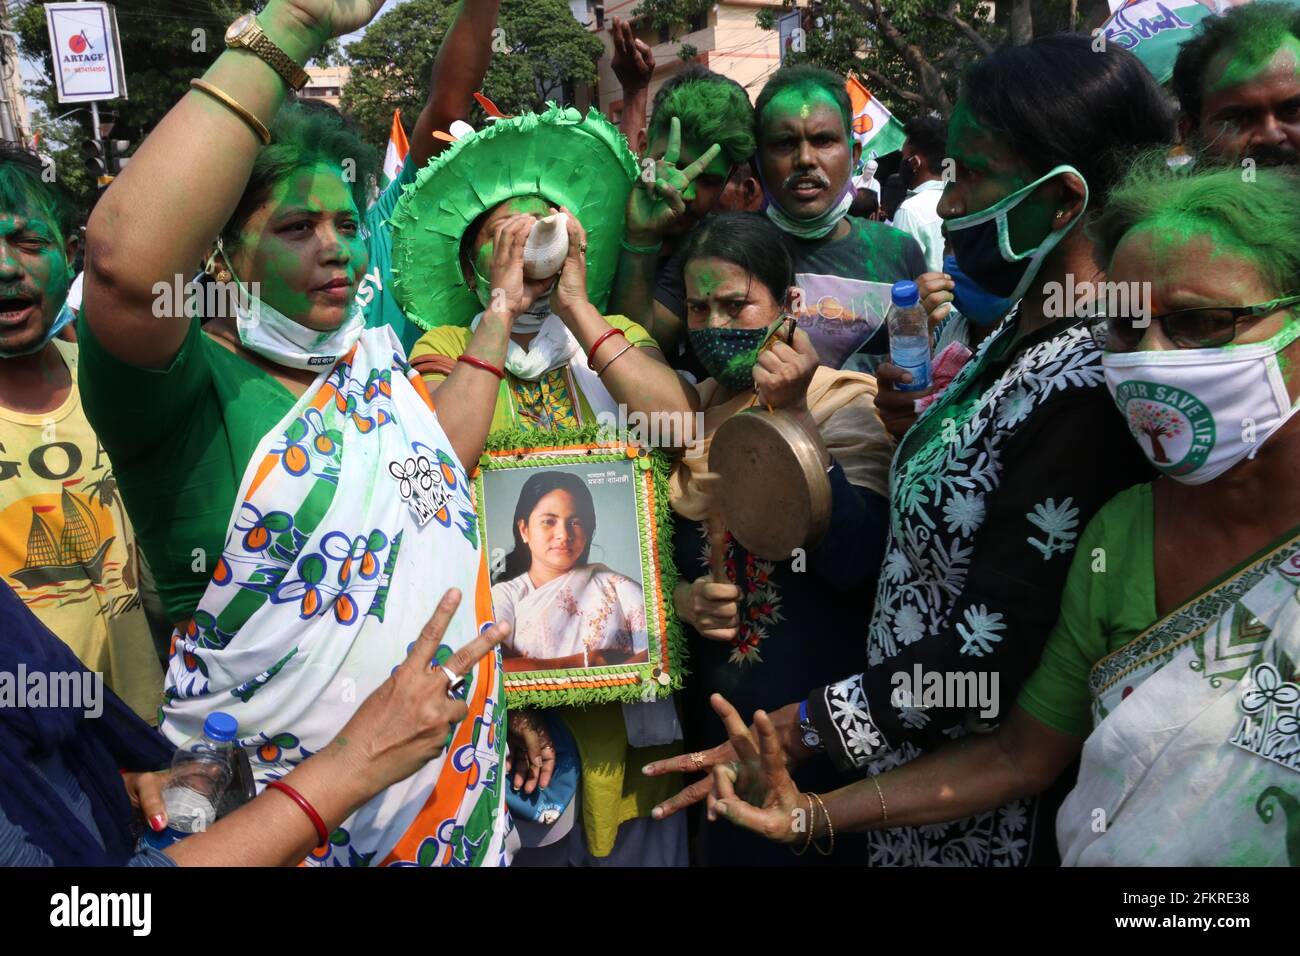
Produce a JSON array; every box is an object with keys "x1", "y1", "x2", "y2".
[{"x1": 43, "y1": 2, "x2": 128, "y2": 104}]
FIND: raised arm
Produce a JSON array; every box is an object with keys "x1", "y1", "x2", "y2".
[
  {"x1": 409, "y1": 0, "x2": 502, "y2": 170},
  {"x1": 553, "y1": 210, "x2": 698, "y2": 425},
  {"x1": 608, "y1": 116, "x2": 719, "y2": 351},
  {"x1": 609, "y1": 16, "x2": 654, "y2": 154},
  {"x1": 84, "y1": 1, "x2": 379, "y2": 369}
]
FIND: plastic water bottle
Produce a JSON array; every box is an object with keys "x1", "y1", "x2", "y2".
[
  {"x1": 161, "y1": 712, "x2": 238, "y2": 834},
  {"x1": 887, "y1": 280, "x2": 932, "y2": 392}
]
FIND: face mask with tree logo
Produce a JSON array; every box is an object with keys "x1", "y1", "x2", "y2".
[{"x1": 1102, "y1": 319, "x2": 1300, "y2": 484}]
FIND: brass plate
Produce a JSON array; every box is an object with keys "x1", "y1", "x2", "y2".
[{"x1": 708, "y1": 408, "x2": 831, "y2": 561}]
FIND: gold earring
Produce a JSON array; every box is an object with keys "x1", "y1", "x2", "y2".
[
  {"x1": 206, "y1": 253, "x2": 232, "y2": 284},
  {"x1": 1054, "y1": 210, "x2": 1066, "y2": 219}
]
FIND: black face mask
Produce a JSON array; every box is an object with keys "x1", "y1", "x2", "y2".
[
  {"x1": 945, "y1": 216, "x2": 1034, "y2": 299},
  {"x1": 943, "y1": 165, "x2": 1090, "y2": 303}
]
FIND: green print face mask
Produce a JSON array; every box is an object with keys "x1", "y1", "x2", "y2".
[{"x1": 690, "y1": 317, "x2": 786, "y2": 391}]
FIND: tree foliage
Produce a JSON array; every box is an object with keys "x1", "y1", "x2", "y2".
[
  {"x1": 14, "y1": 1, "x2": 336, "y2": 207},
  {"x1": 633, "y1": 0, "x2": 1107, "y2": 119},
  {"x1": 761, "y1": 0, "x2": 1004, "y2": 118},
  {"x1": 340, "y1": 0, "x2": 605, "y2": 147}
]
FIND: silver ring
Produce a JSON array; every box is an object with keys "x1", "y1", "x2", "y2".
[{"x1": 441, "y1": 665, "x2": 466, "y2": 698}]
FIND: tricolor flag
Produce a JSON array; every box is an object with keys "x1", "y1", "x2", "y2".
[
  {"x1": 383, "y1": 109, "x2": 410, "y2": 187},
  {"x1": 845, "y1": 74, "x2": 906, "y2": 161}
]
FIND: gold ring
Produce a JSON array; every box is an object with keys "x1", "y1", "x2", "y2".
[{"x1": 689, "y1": 752, "x2": 704, "y2": 770}]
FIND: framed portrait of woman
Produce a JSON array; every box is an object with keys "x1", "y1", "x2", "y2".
[{"x1": 473, "y1": 426, "x2": 685, "y2": 707}]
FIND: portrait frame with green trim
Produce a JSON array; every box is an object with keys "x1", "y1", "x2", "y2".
[{"x1": 473, "y1": 425, "x2": 685, "y2": 707}]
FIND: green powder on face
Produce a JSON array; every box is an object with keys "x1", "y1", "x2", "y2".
[
  {"x1": 724, "y1": 344, "x2": 761, "y2": 379},
  {"x1": 763, "y1": 86, "x2": 847, "y2": 138},
  {"x1": 1206, "y1": 33, "x2": 1300, "y2": 95},
  {"x1": 694, "y1": 268, "x2": 720, "y2": 296}
]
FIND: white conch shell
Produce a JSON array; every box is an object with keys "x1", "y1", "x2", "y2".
[
  {"x1": 448, "y1": 119, "x2": 475, "y2": 140},
  {"x1": 522, "y1": 214, "x2": 570, "y2": 280}
]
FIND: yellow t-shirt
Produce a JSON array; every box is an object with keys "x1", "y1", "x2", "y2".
[{"x1": 0, "y1": 340, "x2": 162, "y2": 720}]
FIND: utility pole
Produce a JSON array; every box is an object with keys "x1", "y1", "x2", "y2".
[{"x1": 0, "y1": 0, "x2": 26, "y2": 146}]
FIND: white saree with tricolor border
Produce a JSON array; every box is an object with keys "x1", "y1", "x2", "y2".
[{"x1": 160, "y1": 326, "x2": 510, "y2": 866}]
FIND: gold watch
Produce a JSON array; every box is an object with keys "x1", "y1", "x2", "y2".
[{"x1": 225, "y1": 13, "x2": 310, "y2": 91}]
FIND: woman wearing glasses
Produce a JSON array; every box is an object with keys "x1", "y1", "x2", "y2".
[{"x1": 692, "y1": 159, "x2": 1300, "y2": 866}]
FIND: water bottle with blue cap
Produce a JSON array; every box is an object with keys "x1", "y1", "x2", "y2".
[
  {"x1": 160, "y1": 712, "x2": 239, "y2": 835},
  {"x1": 887, "y1": 279, "x2": 932, "y2": 392}
]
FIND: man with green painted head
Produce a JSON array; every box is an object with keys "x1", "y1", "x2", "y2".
[
  {"x1": 609, "y1": 66, "x2": 761, "y2": 367},
  {"x1": 1173, "y1": 1, "x2": 1300, "y2": 167}
]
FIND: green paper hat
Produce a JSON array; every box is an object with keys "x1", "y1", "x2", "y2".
[{"x1": 390, "y1": 103, "x2": 639, "y2": 332}]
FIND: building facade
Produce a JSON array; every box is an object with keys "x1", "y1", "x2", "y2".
[
  {"x1": 303, "y1": 65, "x2": 351, "y2": 109},
  {"x1": 573, "y1": 1, "x2": 792, "y2": 121}
]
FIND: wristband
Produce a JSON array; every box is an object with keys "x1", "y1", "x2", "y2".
[
  {"x1": 456, "y1": 354, "x2": 506, "y2": 380},
  {"x1": 620, "y1": 238, "x2": 663, "y2": 255},
  {"x1": 586, "y1": 328, "x2": 626, "y2": 369},
  {"x1": 265, "y1": 780, "x2": 329, "y2": 849}
]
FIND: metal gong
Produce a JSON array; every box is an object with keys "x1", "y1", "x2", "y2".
[{"x1": 707, "y1": 407, "x2": 832, "y2": 561}]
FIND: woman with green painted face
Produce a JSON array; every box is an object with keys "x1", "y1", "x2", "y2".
[
  {"x1": 679, "y1": 160, "x2": 1300, "y2": 867},
  {"x1": 648, "y1": 35, "x2": 1174, "y2": 868},
  {"x1": 75, "y1": 0, "x2": 535, "y2": 867},
  {"x1": 663, "y1": 213, "x2": 893, "y2": 865},
  {"x1": 394, "y1": 105, "x2": 699, "y2": 867}
]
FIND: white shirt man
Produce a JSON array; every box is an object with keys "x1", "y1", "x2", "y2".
[{"x1": 890, "y1": 179, "x2": 946, "y2": 273}]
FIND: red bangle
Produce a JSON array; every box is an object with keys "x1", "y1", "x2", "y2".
[
  {"x1": 266, "y1": 780, "x2": 329, "y2": 849},
  {"x1": 586, "y1": 328, "x2": 626, "y2": 370},
  {"x1": 456, "y1": 354, "x2": 506, "y2": 380}
]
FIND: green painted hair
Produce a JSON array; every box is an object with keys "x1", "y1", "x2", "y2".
[
  {"x1": 1090, "y1": 152, "x2": 1300, "y2": 293},
  {"x1": 0, "y1": 149, "x2": 77, "y2": 245},
  {"x1": 1173, "y1": 1, "x2": 1300, "y2": 124},
  {"x1": 754, "y1": 65, "x2": 852, "y2": 142},
  {"x1": 221, "y1": 101, "x2": 381, "y2": 244},
  {"x1": 647, "y1": 66, "x2": 756, "y2": 166}
]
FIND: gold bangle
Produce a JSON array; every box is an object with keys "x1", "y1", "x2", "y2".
[
  {"x1": 809, "y1": 792, "x2": 835, "y2": 856},
  {"x1": 595, "y1": 341, "x2": 636, "y2": 377},
  {"x1": 790, "y1": 793, "x2": 815, "y2": 856},
  {"x1": 871, "y1": 774, "x2": 889, "y2": 825},
  {"x1": 190, "y1": 79, "x2": 272, "y2": 145}
]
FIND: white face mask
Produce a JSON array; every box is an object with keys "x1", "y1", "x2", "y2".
[
  {"x1": 1102, "y1": 319, "x2": 1300, "y2": 484},
  {"x1": 219, "y1": 244, "x2": 365, "y2": 371}
]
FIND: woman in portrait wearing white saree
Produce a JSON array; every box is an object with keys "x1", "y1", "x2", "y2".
[{"x1": 492, "y1": 471, "x2": 648, "y2": 671}]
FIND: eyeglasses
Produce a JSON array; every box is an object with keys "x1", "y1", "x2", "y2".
[{"x1": 1088, "y1": 295, "x2": 1300, "y2": 352}]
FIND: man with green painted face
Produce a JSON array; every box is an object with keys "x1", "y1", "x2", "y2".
[
  {"x1": 608, "y1": 67, "x2": 759, "y2": 365},
  {"x1": 716, "y1": 66, "x2": 927, "y2": 372},
  {"x1": 0, "y1": 151, "x2": 161, "y2": 721},
  {"x1": 1172, "y1": 2, "x2": 1300, "y2": 167}
]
